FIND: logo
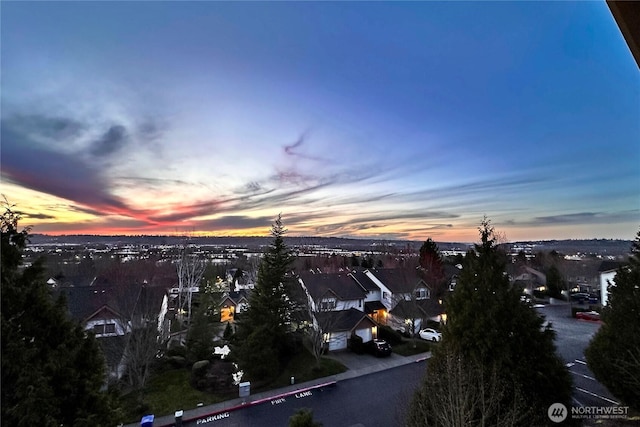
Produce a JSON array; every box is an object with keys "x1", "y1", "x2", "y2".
[{"x1": 548, "y1": 403, "x2": 568, "y2": 423}]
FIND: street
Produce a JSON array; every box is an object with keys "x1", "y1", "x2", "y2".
[{"x1": 184, "y1": 361, "x2": 426, "y2": 427}]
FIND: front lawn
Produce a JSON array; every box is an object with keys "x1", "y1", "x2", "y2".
[
  {"x1": 120, "y1": 367, "x2": 233, "y2": 423},
  {"x1": 120, "y1": 350, "x2": 347, "y2": 423},
  {"x1": 266, "y1": 350, "x2": 347, "y2": 390}
]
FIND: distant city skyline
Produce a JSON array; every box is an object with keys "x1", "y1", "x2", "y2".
[{"x1": 2, "y1": 2, "x2": 639, "y2": 242}]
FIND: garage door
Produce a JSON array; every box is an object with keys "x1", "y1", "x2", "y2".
[
  {"x1": 328, "y1": 332, "x2": 348, "y2": 351},
  {"x1": 354, "y1": 327, "x2": 372, "y2": 343}
]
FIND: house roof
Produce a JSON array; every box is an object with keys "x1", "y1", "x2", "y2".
[
  {"x1": 299, "y1": 272, "x2": 367, "y2": 302},
  {"x1": 364, "y1": 301, "x2": 387, "y2": 314},
  {"x1": 368, "y1": 268, "x2": 428, "y2": 294},
  {"x1": 53, "y1": 282, "x2": 166, "y2": 324},
  {"x1": 220, "y1": 290, "x2": 250, "y2": 306},
  {"x1": 349, "y1": 270, "x2": 380, "y2": 292},
  {"x1": 443, "y1": 264, "x2": 462, "y2": 280},
  {"x1": 598, "y1": 261, "x2": 622, "y2": 273},
  {"x1": 390, "y1": 298, "x2": 444, "y2": 318},
  {"x1": 315, "y1": 308, "x2": 377, "y2": 333}
]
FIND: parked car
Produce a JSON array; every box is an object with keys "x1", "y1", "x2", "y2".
[
  {"x1": 367, "y1": 339, "x2": 392, "y2": 357},
  {"x1": 576, "y1": 311, "x2": 601, "y2": 321},
  {"x1": 418, "y1": 328, "x2": 442, "y2": 342},
  {"x1": 570, "y1": 293, "x2": 590, "y2": 303}
]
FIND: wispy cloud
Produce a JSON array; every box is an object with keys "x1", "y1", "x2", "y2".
[
  {"x1": 90, "y1": 125, "x2": 128, "y2": 157},
  {"x1": 530, "y1": 211, "x2": 640, "y2": 226}
]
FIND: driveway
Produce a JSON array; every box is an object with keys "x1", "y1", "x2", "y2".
[{"x1": 326, "y1": 349, "x2": 409, "y2": 371}]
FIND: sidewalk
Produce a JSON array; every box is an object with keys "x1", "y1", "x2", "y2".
[{"x1": 126, "y1": 351, "x2": 431, "y2": 427}]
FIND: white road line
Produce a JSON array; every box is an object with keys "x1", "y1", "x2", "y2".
[
  {"x1": 575, "y1": 387, "x2": 620, "y2": 405},
  {"x1": 572, "y1": 396, "x2": 585, "y2": 408},
  {"x1": 569, "y1": 370, "x2": 596, "y2": 381},
  {"x1": 566, "y1": 362, "x2": 575, "y2": 367},
  {"x1": 574, "y1": 359, "x2": 587, "y2": 365}
]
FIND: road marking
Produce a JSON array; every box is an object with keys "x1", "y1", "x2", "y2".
[
  {"x1": 566, "y1": 362, "x2": 575, "y2": 367},
  {"x1": 295, "y1": 390, "x2": 313, "y2": 399},
  {"x1": 574, "y1": 359, "x2": 587, "y2": 365},
  {"x1": 575, "y1": 387, "x2": 620, "y2": 405},
  {"x1": 569, "y1": 370, "x2": 596, "y2": 381},
  {"x1": 572, "y1": 396, "x2": 585, "y2": 408}
]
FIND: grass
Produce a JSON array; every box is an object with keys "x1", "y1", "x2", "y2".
[
  {"x1": 120, "y1": 367, "x2": 233, "y2": 423},
  {"x1": 261, "y1": 350, "x2": 348, "y2": 390},
  {"x1": 121, "y1": 350, "x2": 347, "y2": 423},
  {"x1": 392, "y1": 338, "x2": 431, "y2": 356}
]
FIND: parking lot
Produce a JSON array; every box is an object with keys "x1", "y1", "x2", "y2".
[{"x1": 535, "y1": 303, "x2": 621, "y2": 409}]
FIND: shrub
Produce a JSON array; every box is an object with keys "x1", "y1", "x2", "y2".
[
  {"x1": 223, "y1": 321, "x2": 233, "y2": 340},
  {"x1": 166, "y1": 355, "x2": 187, "y2": 369},
  {"x1": 166, "y1": 343, "x2": 187, "y2": 358},
  {"x1": 378, "y1": 325, "x2": 403, "y2": 346},
  {"x1": 348, "y1": 334, "x2": 364, "y2": 354}
]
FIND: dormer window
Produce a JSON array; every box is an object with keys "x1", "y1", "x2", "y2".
[
  {"x1": 93, "y1": 323, "x2": 116, "y2": 336},
  {"x1": 415, "y1": 288, "x2": 430, "y2": 300},
  {"x1": 320, "y1": 297, "x2": 337, "y2": 310}
]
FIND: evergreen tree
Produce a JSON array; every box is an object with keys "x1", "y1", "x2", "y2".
[
  {"x1": 418, "y1": 238, "x2": 445, "y2": 297},
  {"x1": 585, "y1": 230, "x2": 640, "y2": 410},
  {"x1": 408, "y1": 219, "x2": 572, "y2": 426},
  {"x1": 545, "y1": 264, "x2": 566, "y2": 299},
  {"x1": 232, "y1": 215, "x2": 297, "y2": 380},
  {"x1": 186, "y1": 306, "x2": 215, "y2": 362},
  {"x1": 1, "y1": 204, "x2": 119, "y2": 426}
]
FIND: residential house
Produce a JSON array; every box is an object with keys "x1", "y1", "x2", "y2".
[
  {"x1": 598, "y1": 261, "x2": 622, "y2": 306},
  {"x1": 219, "y1": 290, "x2": 250, "y2": 323},
  {"x1": 509, "y1": 265, "x2": 547, "y2": 294},
  {"x1": 350, "y1": 270, "x2": 388, "y2": 324},
  {"x1": 53, "y1": 280, "x2": 169, "y2": 382},
  {"x1": 297, "y1": 271, "x2": 377, "y2": 351},
  {"x1": 315, "y1": 308, "x2": 379, "y2": 351},
  {"x1": 364, "y1": 268, "x2": 444, "y2": 333}
]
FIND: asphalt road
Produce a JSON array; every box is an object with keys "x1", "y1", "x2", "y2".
[
  {"x1": 184, "y1": 361, "x2": 426, "y2": 427},
  {"x1": 535, "y1": 304, "x2": 621, "y2": 409}
]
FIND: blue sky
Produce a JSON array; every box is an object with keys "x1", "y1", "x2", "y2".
[{"x1": 1, "y1": 1, "x2": 638, "y2": 242}]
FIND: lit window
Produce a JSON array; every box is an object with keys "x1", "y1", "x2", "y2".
[{"x1": 415, "y1": 288, "x2": 430, "y2": 300}]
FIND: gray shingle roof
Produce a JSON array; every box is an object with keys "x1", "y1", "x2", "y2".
[
  {"x1": 299, "y1": 272, "x2": 367, "y2": 302},
  {"x1": 367, "y1": 268, "x2": 425, "y2": 294},
  {"x1": 315, "y1": 308, "x2": 377, "y2": 333}
]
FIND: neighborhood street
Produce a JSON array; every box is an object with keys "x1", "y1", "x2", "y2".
[{"x1": 183, "y1": 361, "x2": 426, "y2": 427}]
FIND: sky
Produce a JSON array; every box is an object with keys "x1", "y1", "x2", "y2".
[{"x1": 1, "y1": 1, "x2": 638, "y2": 243}]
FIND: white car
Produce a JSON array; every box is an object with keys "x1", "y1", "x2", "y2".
[{"x1": 419, "y1": 328, "x2": 442, "y2": 342}]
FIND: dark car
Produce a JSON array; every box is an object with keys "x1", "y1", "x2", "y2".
[{"x1": 367, "y1": 339, "x2": 392, "y2": 357}]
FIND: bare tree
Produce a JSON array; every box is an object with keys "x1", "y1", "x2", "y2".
[
  {"x1": 406, "y1": 347, "x2": 531, "y2": 427},
  {"x1": 303, "y1": 305, "x2": 342, "y2": 366},
  {"x1": 176, "y1": 242, "x2": 206, "y2": 327}
]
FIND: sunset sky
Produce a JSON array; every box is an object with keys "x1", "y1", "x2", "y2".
[{"x1": 2, "y1": 1, "x2": 638, "y2": 242}]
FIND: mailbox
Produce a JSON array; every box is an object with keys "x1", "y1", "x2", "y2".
[{"x1": 239, "y1": 381, "x2": 251, "y2": 398}]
